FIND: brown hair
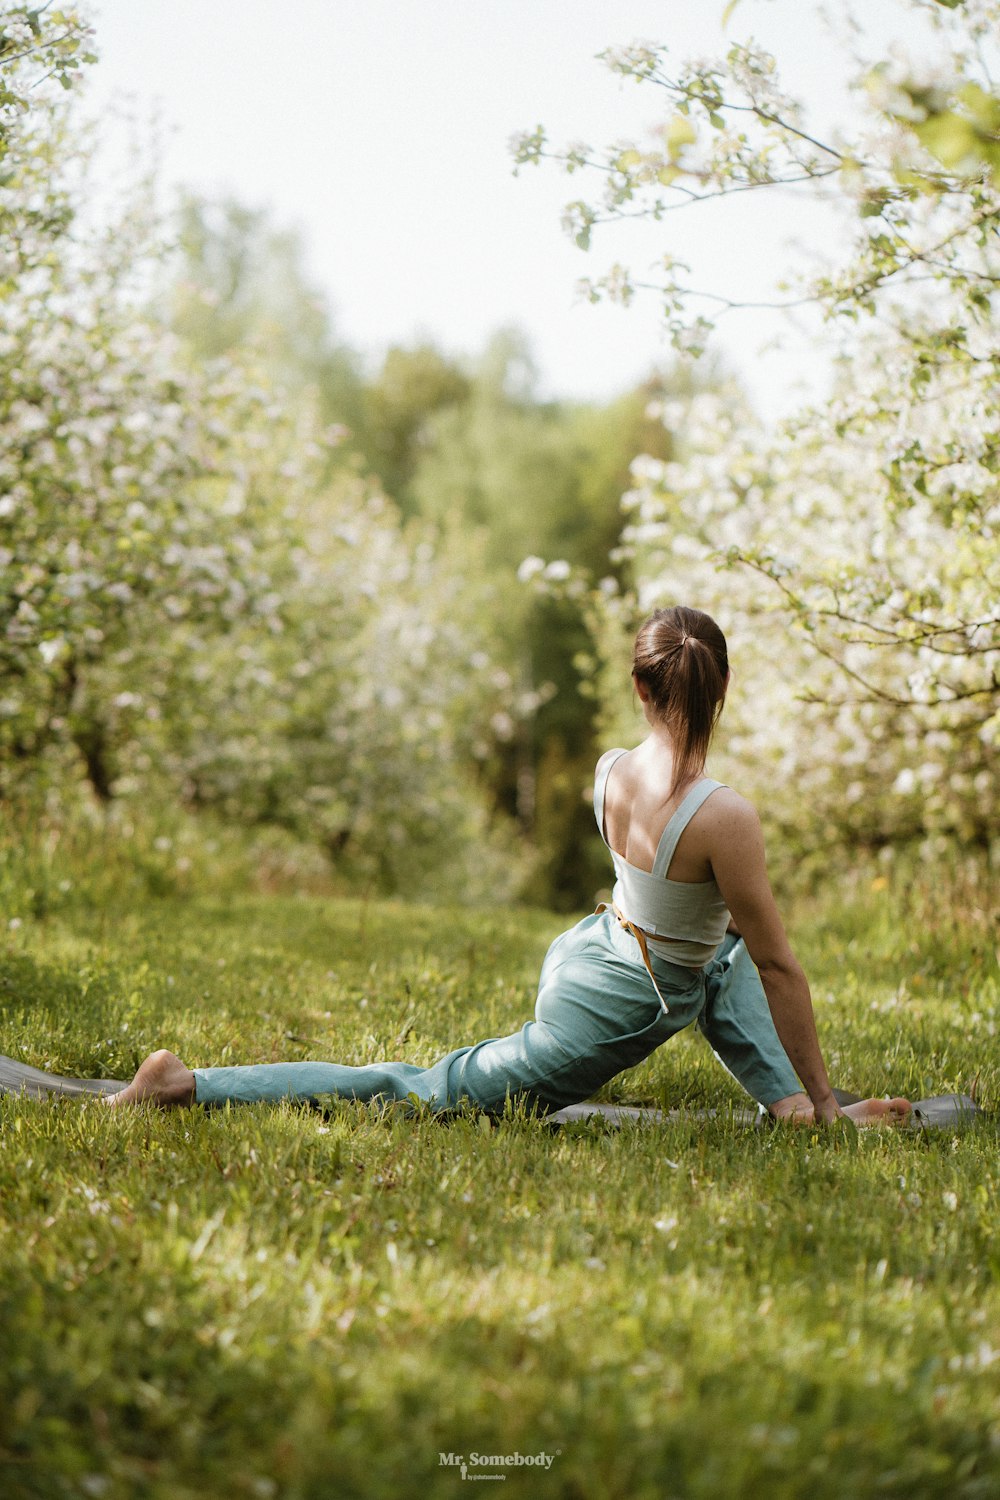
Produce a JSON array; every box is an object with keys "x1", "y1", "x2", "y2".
[{"x1": 632, "y1": 605, "x2": 729, "y2": 797}]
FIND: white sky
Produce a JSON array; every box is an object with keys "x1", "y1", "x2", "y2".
[{"x1": 87, "y1": 0, "x2": 920, "y2": 420}]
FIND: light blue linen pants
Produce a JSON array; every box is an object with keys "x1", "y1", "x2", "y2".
[{"x1": 192, "y1": 911, "x2": 801, "y2": 1114}]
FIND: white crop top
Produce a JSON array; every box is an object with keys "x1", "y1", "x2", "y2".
[{"x1": 594, "y1": 749, "x2": 731, "y2": 968}]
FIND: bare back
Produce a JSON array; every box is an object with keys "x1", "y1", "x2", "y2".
[
  {"x1": 597, "y1": 739, "x2": 801, "y2": 979},
  {"x1": 597, "y1": 743, "x2": 738, "y2": 884}
]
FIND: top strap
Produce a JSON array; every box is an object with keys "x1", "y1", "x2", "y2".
[
  {"x1": 651, "y1": 778, "x2": 725, "y2": 879},
  {"x1": 593, "y1": 749, "x2": 629, "y2": 846}
]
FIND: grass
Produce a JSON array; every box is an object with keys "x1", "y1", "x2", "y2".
[{"x1": 0, "y1": 841, "x2": 998, "y2": 1499}]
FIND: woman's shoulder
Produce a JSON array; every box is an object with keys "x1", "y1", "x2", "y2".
[
  {"x1": 701, "y1": 782, "x2": 761, "y2": 831},
  {"x1": 595, "y1": 746, "x2": 630, "y2": 778}
]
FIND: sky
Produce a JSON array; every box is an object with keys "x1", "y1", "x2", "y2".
[{"x1": 86, "y1": 0, "x2": 920, "y2": 420}]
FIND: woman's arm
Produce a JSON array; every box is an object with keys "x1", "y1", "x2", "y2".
[{"x1": 708, "y1": 793, "x2": 842, "y2": 1124}]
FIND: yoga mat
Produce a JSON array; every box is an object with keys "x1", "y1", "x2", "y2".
[
  {"x1": 547, "y1": 1092, "x2": 983, "y2": 1131},
  {"x1": 0, "y1": 1055, "x2": 983, "y2": 1128},
  {"x1": 0, "y1": 1055, "x2": 127, "y2": 1099}
]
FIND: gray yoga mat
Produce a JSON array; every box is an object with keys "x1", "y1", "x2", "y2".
[
  {"x1": 547, "y1": 1092, "x2": 984, "y2": 1131},
  {"x1": 0, "y1": 1054, "x2": 983, "y2": 1129},
  {"x1": 0, "y1": 1055, "x2": 127, "y2": 1099}
]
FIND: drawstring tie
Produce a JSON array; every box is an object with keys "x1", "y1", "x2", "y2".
[{"x1": 595, "y1": 902, "x2": 671, "y2": 1016}]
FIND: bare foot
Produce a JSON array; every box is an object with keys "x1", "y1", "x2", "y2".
[
  {"x1": 770, "y1": 1092, "x2": 912, "y2": 1127},
  {"x1": 104, "y1": 1049, "x2": 196, "y2": 1108},
  {"x1": 841, "y1": 1096, "x2": 911, "y2": 1127}
]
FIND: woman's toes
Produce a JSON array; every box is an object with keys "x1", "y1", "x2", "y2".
[
  {"x1": 106, "y1": 1049, "x2": 195, "y2": 1108},
  {"x1": 842, "y1": 1096, "x2": 912, "y2": 1127}
]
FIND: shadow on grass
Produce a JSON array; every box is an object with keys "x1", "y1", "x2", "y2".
[{"x1": 0, "y1": 950, "x2": 118, "y2": 1024}]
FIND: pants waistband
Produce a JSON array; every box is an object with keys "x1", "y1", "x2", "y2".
[{"x1": 598, "y1": 908, "x2": 706, "y2": 986}]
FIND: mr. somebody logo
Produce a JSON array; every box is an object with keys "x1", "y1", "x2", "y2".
[{"x1": 439, "y1": 1450, "x2": 560, "y2": 1481}]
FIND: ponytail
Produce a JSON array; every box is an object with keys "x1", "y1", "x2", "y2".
[{"x1": 631, "y1": 606, "x2": 728, "y2": 797}]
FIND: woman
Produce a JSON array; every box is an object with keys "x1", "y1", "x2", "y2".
[{"x1": 110, "y1": 606, "x2": 910, "y2": 1126}]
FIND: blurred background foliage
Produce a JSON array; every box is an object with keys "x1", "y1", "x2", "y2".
[
  {"x1": 1, "y1": 1, "x2": 996, "y2": 913},
  {"x1": 167, "y1": 197, "x2": 691, "y2": 905},
  {"x1": 0, "y1": 5, "x2": 688, "y2": 908}
]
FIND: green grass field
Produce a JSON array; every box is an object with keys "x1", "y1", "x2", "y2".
[{"x1": 0, "y1": 853, "x2": 997, "y2": 1499}]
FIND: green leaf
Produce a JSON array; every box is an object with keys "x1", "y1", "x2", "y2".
[
  {"x1": 666, "y1": 113, "x2": 697, "y2": 160},
  {"x1": 916, "y1": 111, "x2": 979, "y2": 170},
  {"x1": 722, "y1": 0, "x2": 744, "y2": 25},
  {"x1": 957, "y1": 81, "x2": 1000, "y2": 133},
  {"x1": 859, "y1": 189, "x2": 891, "y2": 218}
]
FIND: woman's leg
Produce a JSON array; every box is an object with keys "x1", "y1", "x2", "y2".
[
  {"x1": 107, "y1": 1049, "x2": 438, "y2": 1109},
  {"x1": 109, "y1": 915, "x2": 703, "y2": 1113},
  {"x1": 108, "y1": 1036, "x2": 596, "y2": 1115},
  {"x1": 134, "y1": 1054, "x2": 469, "y2": 1109},
  {"x1": 697, "y1": 935, "x2": 802, "y2": 1109}
]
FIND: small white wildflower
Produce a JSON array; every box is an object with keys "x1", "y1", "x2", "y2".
[
  {"x1": 37, "y1": 637, "x2": 66, "y2": 665},
  {"x1": 516, "y1": 555, "x2": 546, "y2": 583}
]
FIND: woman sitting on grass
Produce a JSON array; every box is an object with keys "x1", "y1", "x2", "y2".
[{"x1": 110, "y1": 605, "x2": 910, "y2": 1127}]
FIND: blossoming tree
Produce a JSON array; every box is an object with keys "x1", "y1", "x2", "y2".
[
  {"x1": 0, "y1": 2, "x2": 519, "y2": 898},
  {"x1": 514, "y1": 0, "x2": 999, "y2": 857}
]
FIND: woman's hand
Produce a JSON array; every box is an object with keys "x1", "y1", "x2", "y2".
[
  {"x1": 809, "y1": 1092, "x2": 845, "y2": 1125},
  {"x1": 770, "y1": 1091, "x2": 843, "y2": 1126}
]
